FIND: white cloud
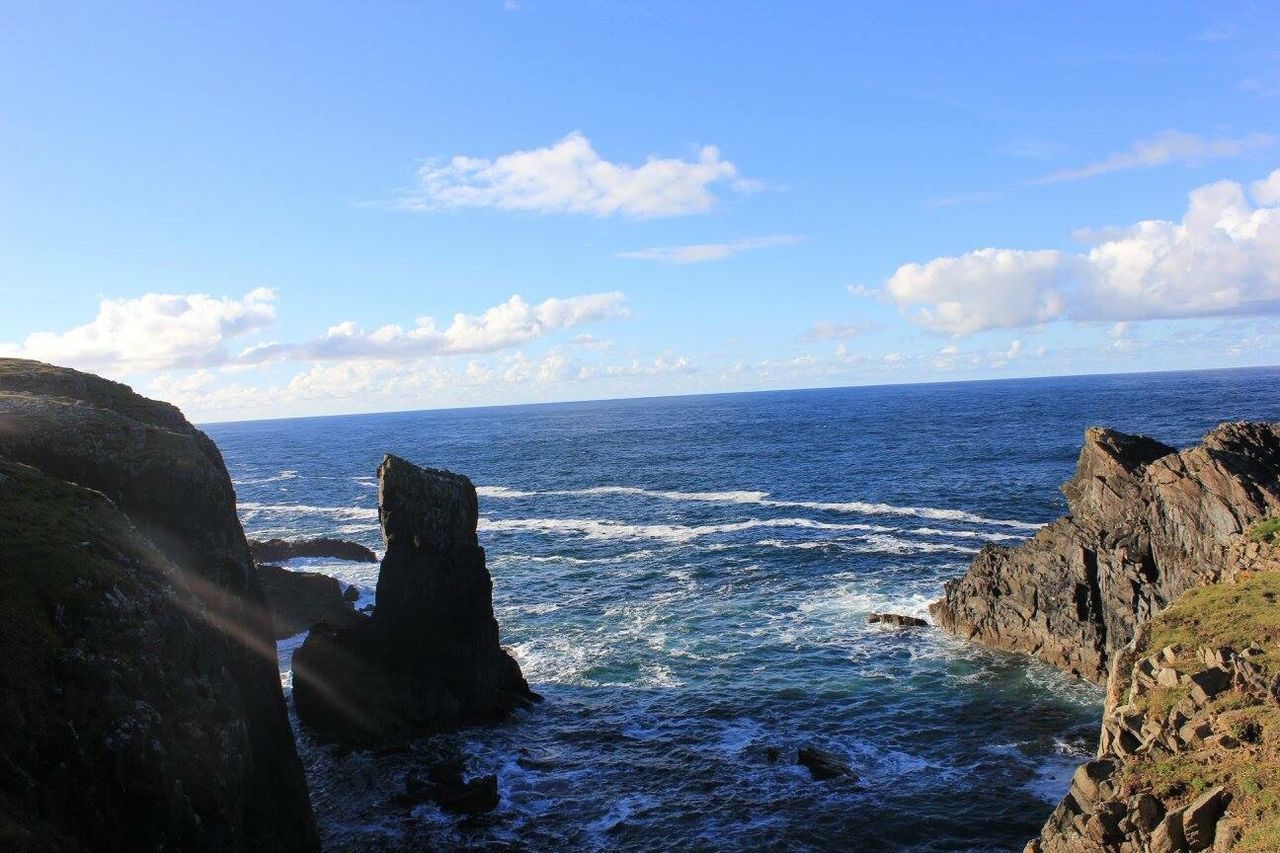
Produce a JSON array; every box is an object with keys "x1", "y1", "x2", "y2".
[
  {"x1": 1028, "y1": 130, "x2": 1273, "y2": 185},
  {"x1": 886, "y1": 169, "x2": 1280, "y2": 334},
  {"x1": 395, "y1": 132, "x2": 751, "y2": 218},
  {"x1": 617, "y1": 234, "x2": 802, "y2": 264},
  {"x1": 801, "y1": 320, "x2": 875, "y2": 342},
  {"x1": 847, "y1": 284, "x2": 879, "y2": 298},
  {"x1": 240, "y1": 292, "x2": 628, "y2": 364},
  {"x1": 885, "y1": 248, "x2": 1070, "y2": 335},
  {"x1": 0, "y1": 288, "x2": 276, "y2": 373}
]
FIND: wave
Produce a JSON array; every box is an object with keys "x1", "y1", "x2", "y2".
[
  {"x1": 476, "y1": 483, "x2": 1041, "y2": 531},
  {"x1": 237, "y1": 501, "x2": 378, "y2": 522},
  {"x1": 232, "y1": 469, "x2": 300, "y2": 486},
  {"x1": 478, "y1": 515, "x2": 901, "y2": 544}
]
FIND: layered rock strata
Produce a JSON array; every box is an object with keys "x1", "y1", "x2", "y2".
[
  {"x1": 0, "y1": 359, "x2": 317, "y2": 851},
  {"x1": 292, "y1": 454, "x2": 534, "y2": 742},
  {"x1": 932, "y1": 423, "x2": 1280, "y2": 683}
]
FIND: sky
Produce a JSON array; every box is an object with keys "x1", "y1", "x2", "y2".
[{"x1": 2, "y1": 2, "x2": 1279, "y2": 422}]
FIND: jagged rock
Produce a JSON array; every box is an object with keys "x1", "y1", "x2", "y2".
[
  {"x1": 292, "y1": 455, "x2": 535, "y2": 742},
  {"x1": 932, "y1": 422, "x2": 1280, "y2": 683},
  {"x1": 393, "y1": 763, "x2": 501, "y2": 816},
  {"x1": 1188, "y1": 668, "x2": 1232, "y2": 706},
  {"x1": 867, "y1": 612, "x2": 929, "y2": 627},
  {"x1": 0, "y1": 359, "x2": 317, "y2": 851},
  {"x1": 343, "y1": 584, "x2": 360, "y2": 603},
  {"x1": 1182, "y1": 786, "x2": 1228, "y2": 851},
  {"x1": 248, "y1": 537, "x2": 377, "y2": 564},
  {"x1": 256, "y1": 564, "x2": 366, "y2": 639},
  {"x1": 797, "y1": 746, "x2": 855, "y2": 781}
]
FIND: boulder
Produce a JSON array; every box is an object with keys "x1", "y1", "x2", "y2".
[
  {"x1": 931, "y1": 423, "x2": 1280, "y2": 683},
  {"x1": 0, "y1": 359, "x2": 317, "y2": 851},
  {"x1": 248, "y1": 537, "x2": 377, "y2": 564},
  {"x1": 868, "y1": 612, "x2": 929, "y2": 628},
  {"x1": 255, "y1": 564, "x2": 366, "y2": 639},
  {"x1": 292, "y1": 455, "x2": 535, "y2": 742}
]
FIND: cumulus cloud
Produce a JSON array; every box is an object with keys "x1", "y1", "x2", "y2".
[
  {"x1": 617, "y1": 234, "x2": 801, "y2": 264},
  {"x1": 395, "y1": 132, "x2": 751, "y2": 218},
  {"x1": 886, "y1": 169, "x2": 1280, "y2": 334},
  {"x1": 885, "y1": 248, "x2": 1070, "y2": 335},
  {"x1": 0, "y1": 288, "x2": 277, "y2": 373},
  {"x1": 239, "y1": 292, "x2": 628, "y2": 364},
  {"x1": 1028, "y1": 130, "x2": 1273, "y2": 185}
]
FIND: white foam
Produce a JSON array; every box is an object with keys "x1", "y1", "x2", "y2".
[
  {"x1": 237, "y1": 501, "x2": 378, "y2": 522},
  {"x1": 479, "y1": 515, "x2": 905, "y2": 544},
  {"x1": 233, "y1": 469, "x2": 299, "y2": 486},
  {"x1": 477, "y1": 483, "x2": 1041, "y2": 530}
]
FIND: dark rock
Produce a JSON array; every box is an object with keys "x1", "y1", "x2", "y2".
[
  {"x1": 765, "y1": 746, "x2": 781, "y2": 763},
  {"x1": 0, "y1": 359, "x2": 317, "y2": 851},
  {"x1": 395, "y1": 765, "x2": 499, "y2": 816},
  {"x1": 931, "y1": 422, "x2": 1280, "y2": 683},
  {"x1": 293, "y1": 455, "x2": 536, "y2": 742},
  {"x1": 797, "y1": 746, "x2": 855, "y2": 781},
  {"x1": 868, "y1": 612, "x2": 929, "y2": 628},
  {"x1": 248, "y1": 537, "x2": 377, "y2": 564},
  {"x1": 343, "y1": 584, "x2": 360, "y2": 603},
  {"x1": 256, "y1": 564, "x2": 366, "y2": 639}
]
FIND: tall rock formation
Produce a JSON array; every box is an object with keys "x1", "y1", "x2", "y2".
[
  {"x1": 931, "y1": 422, "x2": 1280, "y2": 683},
  {"x1": 0, "y1": 359, "x2": 317, "y2": 851},
  {"x1": 292, "y1": 454, "x2": 534, "y2": 742}
]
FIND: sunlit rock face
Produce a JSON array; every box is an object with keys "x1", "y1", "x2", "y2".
[
  {"x1": 932, "y1": 422, "x2": 1280, "y2": 683},
  {"x1": 293, "y1": 454, "x2": 535, "y2": 743},
  {"x1": 0, "y1": 358, "x2": 318, "y2": 851}
]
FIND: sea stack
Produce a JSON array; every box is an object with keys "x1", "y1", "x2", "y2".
[
  {"x1": 931, "y1": 422, "x2": 1280, "y2": 683},
  {"x1": 292, "y1": 454, "x2": 534, "y2": 742}
]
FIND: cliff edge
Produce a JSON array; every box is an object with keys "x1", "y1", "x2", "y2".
[
  {"x1": 931, "y1": 422, "x2": 1280, "y2": 683},
  {"x1": 0, "y1": 359, "x2": 317, "y2": 851}
]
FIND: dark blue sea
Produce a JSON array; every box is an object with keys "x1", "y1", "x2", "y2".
[{"x1": 205, "y1": 367, "x2": 1280, "y2": 852}]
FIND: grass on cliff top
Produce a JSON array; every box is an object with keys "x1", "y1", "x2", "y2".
[
  {"x1": 1125, "y1": 569, "x2": 1280, "y2": 852},
  {"x1": 1249, "y1": 517, "x2": 1280, "y2": 545},
  {"x1": 1146, "y1": 571, "x2": 1280, "y2": 674}
]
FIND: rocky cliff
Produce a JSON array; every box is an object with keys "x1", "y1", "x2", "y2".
[
  {"x1": 292, "y1": 454, "x2": 535, "y2": 742},
  {"x1": 931, "y1": 422, "x2": 1280, "y2": 683},
  {"x1": 0, "y1": 359, "x2": 317, "y2": 851},
  {"x1": 1029, "y1": 560, "x2": 1280, "y2": 852}
]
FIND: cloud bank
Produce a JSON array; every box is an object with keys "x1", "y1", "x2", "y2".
[{"x1": 887, "y1": 169, "x2": 1280, "y2": 334}]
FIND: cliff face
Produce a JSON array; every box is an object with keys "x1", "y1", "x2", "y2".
[
  {"x1": 292, "y1": 454, "x2": 534, "y2": 742},
  {"x1": 1029, "y1": 567, "x2": 1280, "y2": 853},
  {"x1": 0, "y1": 359, "x2": 317, "y2": 851},
  {"x1": 931, "y1": 422, "x2": 1280, "y2": 683}
]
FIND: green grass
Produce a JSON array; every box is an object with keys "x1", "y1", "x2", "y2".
[
  {"x1": 1120, "y1": 571, "x2": 1280, "y2": 840},
  {"x1": 1248, "y1": 517, "x2": 1280, "y2": 545}
]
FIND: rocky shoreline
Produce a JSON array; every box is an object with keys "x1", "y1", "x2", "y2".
[{"x1": 932, "y1": 422, "x2": 1280, "y2": 851}]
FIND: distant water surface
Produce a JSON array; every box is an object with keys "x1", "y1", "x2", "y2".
[{"x1": 206, "y1": 367, "x2": 1280, "y2": 852}]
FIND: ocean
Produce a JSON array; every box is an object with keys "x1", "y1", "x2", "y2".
[{"x1": 205, "y1": 367, "x2": 1280, "y2": 852}]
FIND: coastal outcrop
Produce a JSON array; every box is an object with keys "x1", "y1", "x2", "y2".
[
  {"x1": 0, "y1": 359, "x2": 317, "y2": 851},
  {"x1": 1029, "y1": 569, "x2": 1280, "y2": 852},
  {"x1": 248, "y1": 537, "x2": 377, "y2": 564},
  {"x1": 931, "y1": 422, "x2": 1280, "y2": 683},
  {"x1": 256, "y1": 564, "x2": 365, "y2": 639},
  {"x1": 292, "y1": 454, "x2": 535, "y2": 742}
]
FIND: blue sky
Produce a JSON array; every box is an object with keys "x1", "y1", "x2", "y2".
[{"x1": 2, "y1": 2, "x2": 1279, "y2": 421}]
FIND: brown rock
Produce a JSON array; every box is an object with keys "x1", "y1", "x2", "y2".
[{"x1": 867, "y1": 612, "x2": 929, "y2": 628}]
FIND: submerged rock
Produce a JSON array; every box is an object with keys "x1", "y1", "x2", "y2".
[
  {"x1": 931, "y1": 422, "x2": 1280, "y2": 683},
  {"x1": 868, "y1": 612, "x2": 929, "y2": 628},
  {"x1": 797, "y1": 746, "x2": 856, "y2": 781},
  {"x1": 256, "y1": 564, "x2": 366, "y2": 639},
  {"x1": 292, "y1": 454, "x2": 535, "y2": 742},
  {"x1": 248, "y1": 537, "x2": 377, "y2": 564},
  {"x1": 0, "y1": 359, "x2": 317, "y2": 851}
]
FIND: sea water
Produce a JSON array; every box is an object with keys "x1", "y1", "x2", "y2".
[{"x1": 207, "y1": 367, "x2": 1280, "y2": 852}]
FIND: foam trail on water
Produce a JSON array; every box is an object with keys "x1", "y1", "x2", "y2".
[{"x1": 475, "y1": 483, "x2": 1041, "y2": 530}]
